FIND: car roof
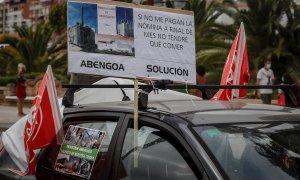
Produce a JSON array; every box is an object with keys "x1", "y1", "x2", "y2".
[{"x1": 64, "y1": 99, "x2": 300, "y2": 125}]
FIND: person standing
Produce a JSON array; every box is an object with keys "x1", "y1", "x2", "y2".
[
  {"x1": 256, "y1": 59, "x2": 275, "y2": 104},
  {"x1": 16, "y1": 63, "x2": 26, "y2": 116}
]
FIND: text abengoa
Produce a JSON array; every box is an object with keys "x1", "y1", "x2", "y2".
[{"x1": 67, "y1": 0, "x2": 196, "y2": 83}]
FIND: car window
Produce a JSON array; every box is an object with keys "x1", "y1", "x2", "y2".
[
  {"x1": 118, "y1": 122, "x2": 198, "y2": 180},
  {"x1": 194, "y1": 123, "x2": 300, "y2": 180},
  {"x1": 37, "y1": 120, "x2": 117, "y2": 179}
]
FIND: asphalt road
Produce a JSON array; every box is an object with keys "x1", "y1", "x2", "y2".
[{"x1": 0, "y1": 105, "x2": 30, "y2": 132}]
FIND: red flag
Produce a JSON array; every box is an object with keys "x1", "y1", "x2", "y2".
[
  {"x1": 212, "y1": 22, "x2": 249, "y2": 100},
  {"x1": 277, "y1": 92, "x2": 286, "y2": 106},
  {"x1": 24, "y1": 66, "x2": 62, "y2": 174}
]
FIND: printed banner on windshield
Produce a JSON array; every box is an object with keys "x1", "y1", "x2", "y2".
[
  {"x1": 54, "y1": 125, "x2": 105, "y2": 179},
  {"x1": 67, "y1": 1, "x2": 196, "y2": 83}
]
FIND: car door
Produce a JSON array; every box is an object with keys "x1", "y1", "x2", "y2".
[
  {"x1": 109, "y1": 115, "x2": 209, "y2": 180},
  {"x1": 36, "y1": 111, "x2": 126, "y2": 180}
]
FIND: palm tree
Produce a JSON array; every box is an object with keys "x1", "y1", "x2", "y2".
[
  {"x1": 0, "y1": 21, "x2": 67, "y2": 76},
  {"x1": 235, "y1": 0, "x2": 287, "y2": 68},
  {"x1": 183, "y1": 0, "x2": 238, "y2": 83},
  {"x1": 183, "y1": 0, "x2": 223, "y2": 53},
  {"x1": 276, "y1": 1, "x2": 300, "y2": 77},
  {"x1": 194, "y1": 0, "x2": 300, "y2": 83},
  {"x1": 0, "y1": 48, "x2": 18, "y2": 75},
  {"x1": 48, "y1": 2, "x2": 67, "y2": 35},
  {"x1": 234, "y1": 0, "x2": 300, "y2": 82}
]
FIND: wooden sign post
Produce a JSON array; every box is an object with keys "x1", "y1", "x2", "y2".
[{"x1": 133, "y1": 79, "x2": 139, "y2": 167}]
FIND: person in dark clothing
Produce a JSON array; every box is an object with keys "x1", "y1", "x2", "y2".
[{"x1": 278, "y1": 73, "x2": 299, "y2": 107}]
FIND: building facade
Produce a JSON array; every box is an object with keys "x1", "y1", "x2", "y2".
[
  {"x1": 5, "y1": 0, "x2": 31, "y2": 34},
  {"x1": 117, "y1": 20, "x2": 133, "y2": 37},
  {"x1": 0, "y1": 3, "x2": 7, "y2": 34},
  {"x1": 0, "y1": 0, "x2": 60, "y2": 34}
]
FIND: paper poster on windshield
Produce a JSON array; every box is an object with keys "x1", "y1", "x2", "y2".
[
  {"x1": 67, "y1": 1, "x2": 196, "y2": 83},
  {"x1": 54, "y1": 125, "x2": 105, "y2": 179}
]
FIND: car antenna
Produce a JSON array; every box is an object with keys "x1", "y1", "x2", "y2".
[{"x1": 113, "y1": 80, "x2": 130, "y2": 101}]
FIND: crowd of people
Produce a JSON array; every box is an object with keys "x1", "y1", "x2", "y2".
[
  {"x1": 256, "y1": 59, "x2": 300, "y2": 107},
  {"x1": 195, "y1": 61, "x2": 300, "y2": 107},
  {"x1": 65, "y1": 126, "x2": 104, "y2": 149}
]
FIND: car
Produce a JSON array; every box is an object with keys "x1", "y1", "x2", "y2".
[{"x1": 1, "y1": 78, "x2": 300, "y2": 180}]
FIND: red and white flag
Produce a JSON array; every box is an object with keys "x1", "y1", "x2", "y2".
[
  {"x1": 212, "y1": 22, "x2": 250, "y2": 100},
  {"x1": 24, "y1": 65, "x2": 62, "y2": 174}
]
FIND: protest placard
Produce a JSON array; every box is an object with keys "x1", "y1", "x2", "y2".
[
  {"x1": 68, "y1": 0, "x2": 195, "y2": 83},
  {"x1": 54, "y1": 125, "x2": 105, "y2": 179}
]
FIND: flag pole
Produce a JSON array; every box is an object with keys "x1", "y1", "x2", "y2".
[{"x1": 133, "y1": 79, "x2": 138, "y2": 168}]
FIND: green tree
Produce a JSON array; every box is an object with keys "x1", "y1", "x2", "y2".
[
  {"x1": 183, "y1": 0, "x2": 237, "y2": 83},
  {"x1": 236, "y1": 0, "x2": 289, "y2": 69},
  {"x1": 48, "y1": 2, "x2": 67, "y2": 35},
  {"x1": 234, "y1": 0, "x2": 300, "y2": 81},
  {"x1": 194, "y1": 0, "x2": 300, "y2": 83},
  {"x1": 276, "y1": 1, "x2": 300, "y2": 77},
  {"x1": 0, "y1": 21, "x2": 67, "y2": 76},
  {"x1": 0, "y1": 48, "x2": 18, "y2": 75}
]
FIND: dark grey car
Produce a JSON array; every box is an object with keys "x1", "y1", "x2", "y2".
[{"x1": 1, "y1": 99, "x2": 300, "y2": 180}]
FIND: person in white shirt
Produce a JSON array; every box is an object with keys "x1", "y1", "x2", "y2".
[{"x1": 256, "y1": 59, "x2": 275, "y2": 104}]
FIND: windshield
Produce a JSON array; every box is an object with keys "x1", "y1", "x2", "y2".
[{"x1": 194, "y1": 123, "x2": 300, "y2": 180}]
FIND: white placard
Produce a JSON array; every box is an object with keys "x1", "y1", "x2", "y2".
[{"x1": 68, "y1": 1, "x2": 196, "y2": 83}]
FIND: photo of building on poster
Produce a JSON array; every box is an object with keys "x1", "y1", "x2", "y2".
[
  {"x1": 54, "y1": 125, "x2": 105, "y2": 179},
  {"x1": 68, "y1": 1, "x2": 135, "y2": 56}
]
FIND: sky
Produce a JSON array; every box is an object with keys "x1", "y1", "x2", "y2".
[{"x1": 68, "y1": 2, "x2": 98, "y2": 32}]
